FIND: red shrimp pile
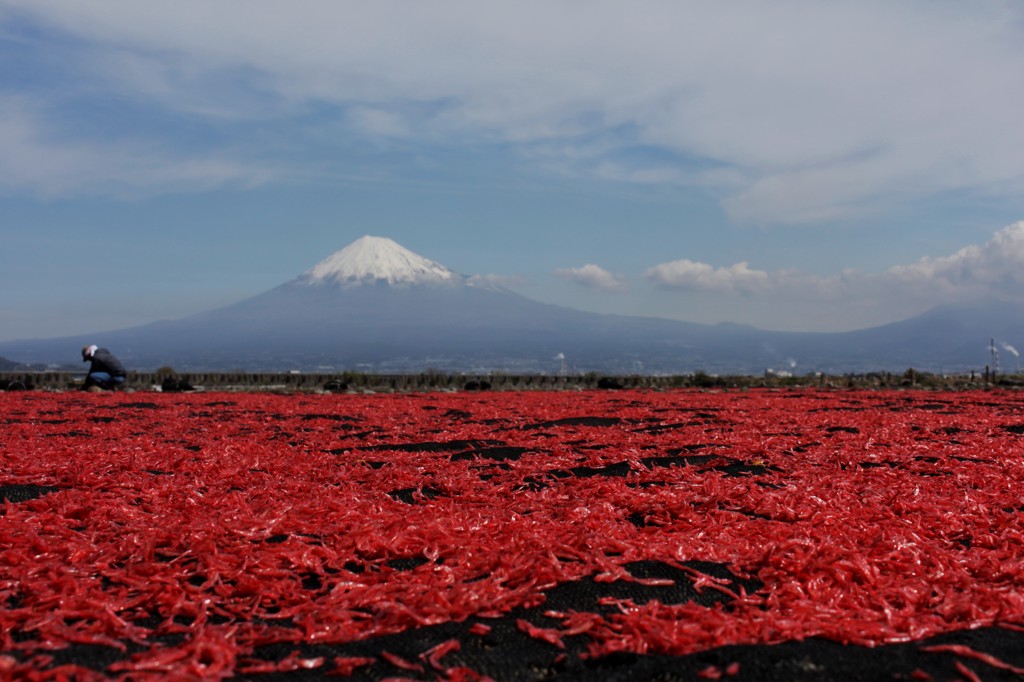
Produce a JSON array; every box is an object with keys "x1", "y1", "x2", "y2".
[{"x1": 2, "y1": 388, "x2": 1024, "y2": 679}]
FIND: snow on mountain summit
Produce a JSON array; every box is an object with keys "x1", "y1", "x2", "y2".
[{"x1": 299, "y1": 235, "x2": 458, "y2": 287}]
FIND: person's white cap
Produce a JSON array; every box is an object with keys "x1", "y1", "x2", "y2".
[{"x1": 81, "y1": 345, "x2": 98, "y2": 361}]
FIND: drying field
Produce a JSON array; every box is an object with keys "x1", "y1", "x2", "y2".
[{"x1": 3, "y1": 388, "x2": 1024, "y2": 680}]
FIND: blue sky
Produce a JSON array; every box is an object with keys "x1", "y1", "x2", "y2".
[{"x1": 2, "y1": 1, "x2": 1024, "y2": 343}]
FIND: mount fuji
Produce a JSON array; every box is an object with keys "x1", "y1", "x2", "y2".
[
  {"x1": 131, "y1": 235, "x2": 753, "y2": 373},
  {"x1": 0, "y1": 236, "x2": 1020, "y2": 374}
]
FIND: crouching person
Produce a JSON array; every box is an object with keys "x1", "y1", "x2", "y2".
[{"x1": 81, "y1": 344, "x2": 127, "y2": 391}]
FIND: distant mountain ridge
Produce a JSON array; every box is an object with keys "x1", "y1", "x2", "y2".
[
  {"x1": 0, "y1": 237, "x2": 1018, "y2": 375},
  {"x1": 0, "y1": 356, "x2": 43, "y2": 371}
]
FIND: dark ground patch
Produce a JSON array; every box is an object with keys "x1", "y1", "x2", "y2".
[{"x1": 0, "y1": 483, "x2": 60, "y2": 503}]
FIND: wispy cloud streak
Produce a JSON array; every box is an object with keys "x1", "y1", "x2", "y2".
[{"x1": 2, "y1": 1, "x2": 1023, "y2": 221}]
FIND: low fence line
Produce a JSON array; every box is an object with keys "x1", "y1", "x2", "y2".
[
  {"x1": 0, "y1": 370, "x2": 1008, "y2": 392},
  {"x1": 0, "y1": 371, "x2": 664, "y2": 392}
]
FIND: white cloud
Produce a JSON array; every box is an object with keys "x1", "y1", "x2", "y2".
[
  {"x1": 646, "y1": 260, "x2": 778, "y2": 295},
  {"x1": 647, "y1": 221, "x2": 1024, "y2": 314},
  {"x1": 884, "y1": 221, "x2": 1024, "y2": 296},
  {"x1": 555, "y1": 264, "x2": 627, "y2": 292},
  {"x1": 3, "y1": 1, "x2": 1023, "y2": 221}
]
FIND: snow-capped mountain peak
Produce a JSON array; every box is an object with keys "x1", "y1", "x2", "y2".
[{"x1": 299, "y1": 236, "x2": 458, "y2": 287}]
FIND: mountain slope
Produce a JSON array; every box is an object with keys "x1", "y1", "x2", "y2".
[
  {"x1": 823, "y1": 300, "x2": 1024, "y2": 371},
  {"x1": 0, "y1": 237, "x2": 1014, "y2": 374}
]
